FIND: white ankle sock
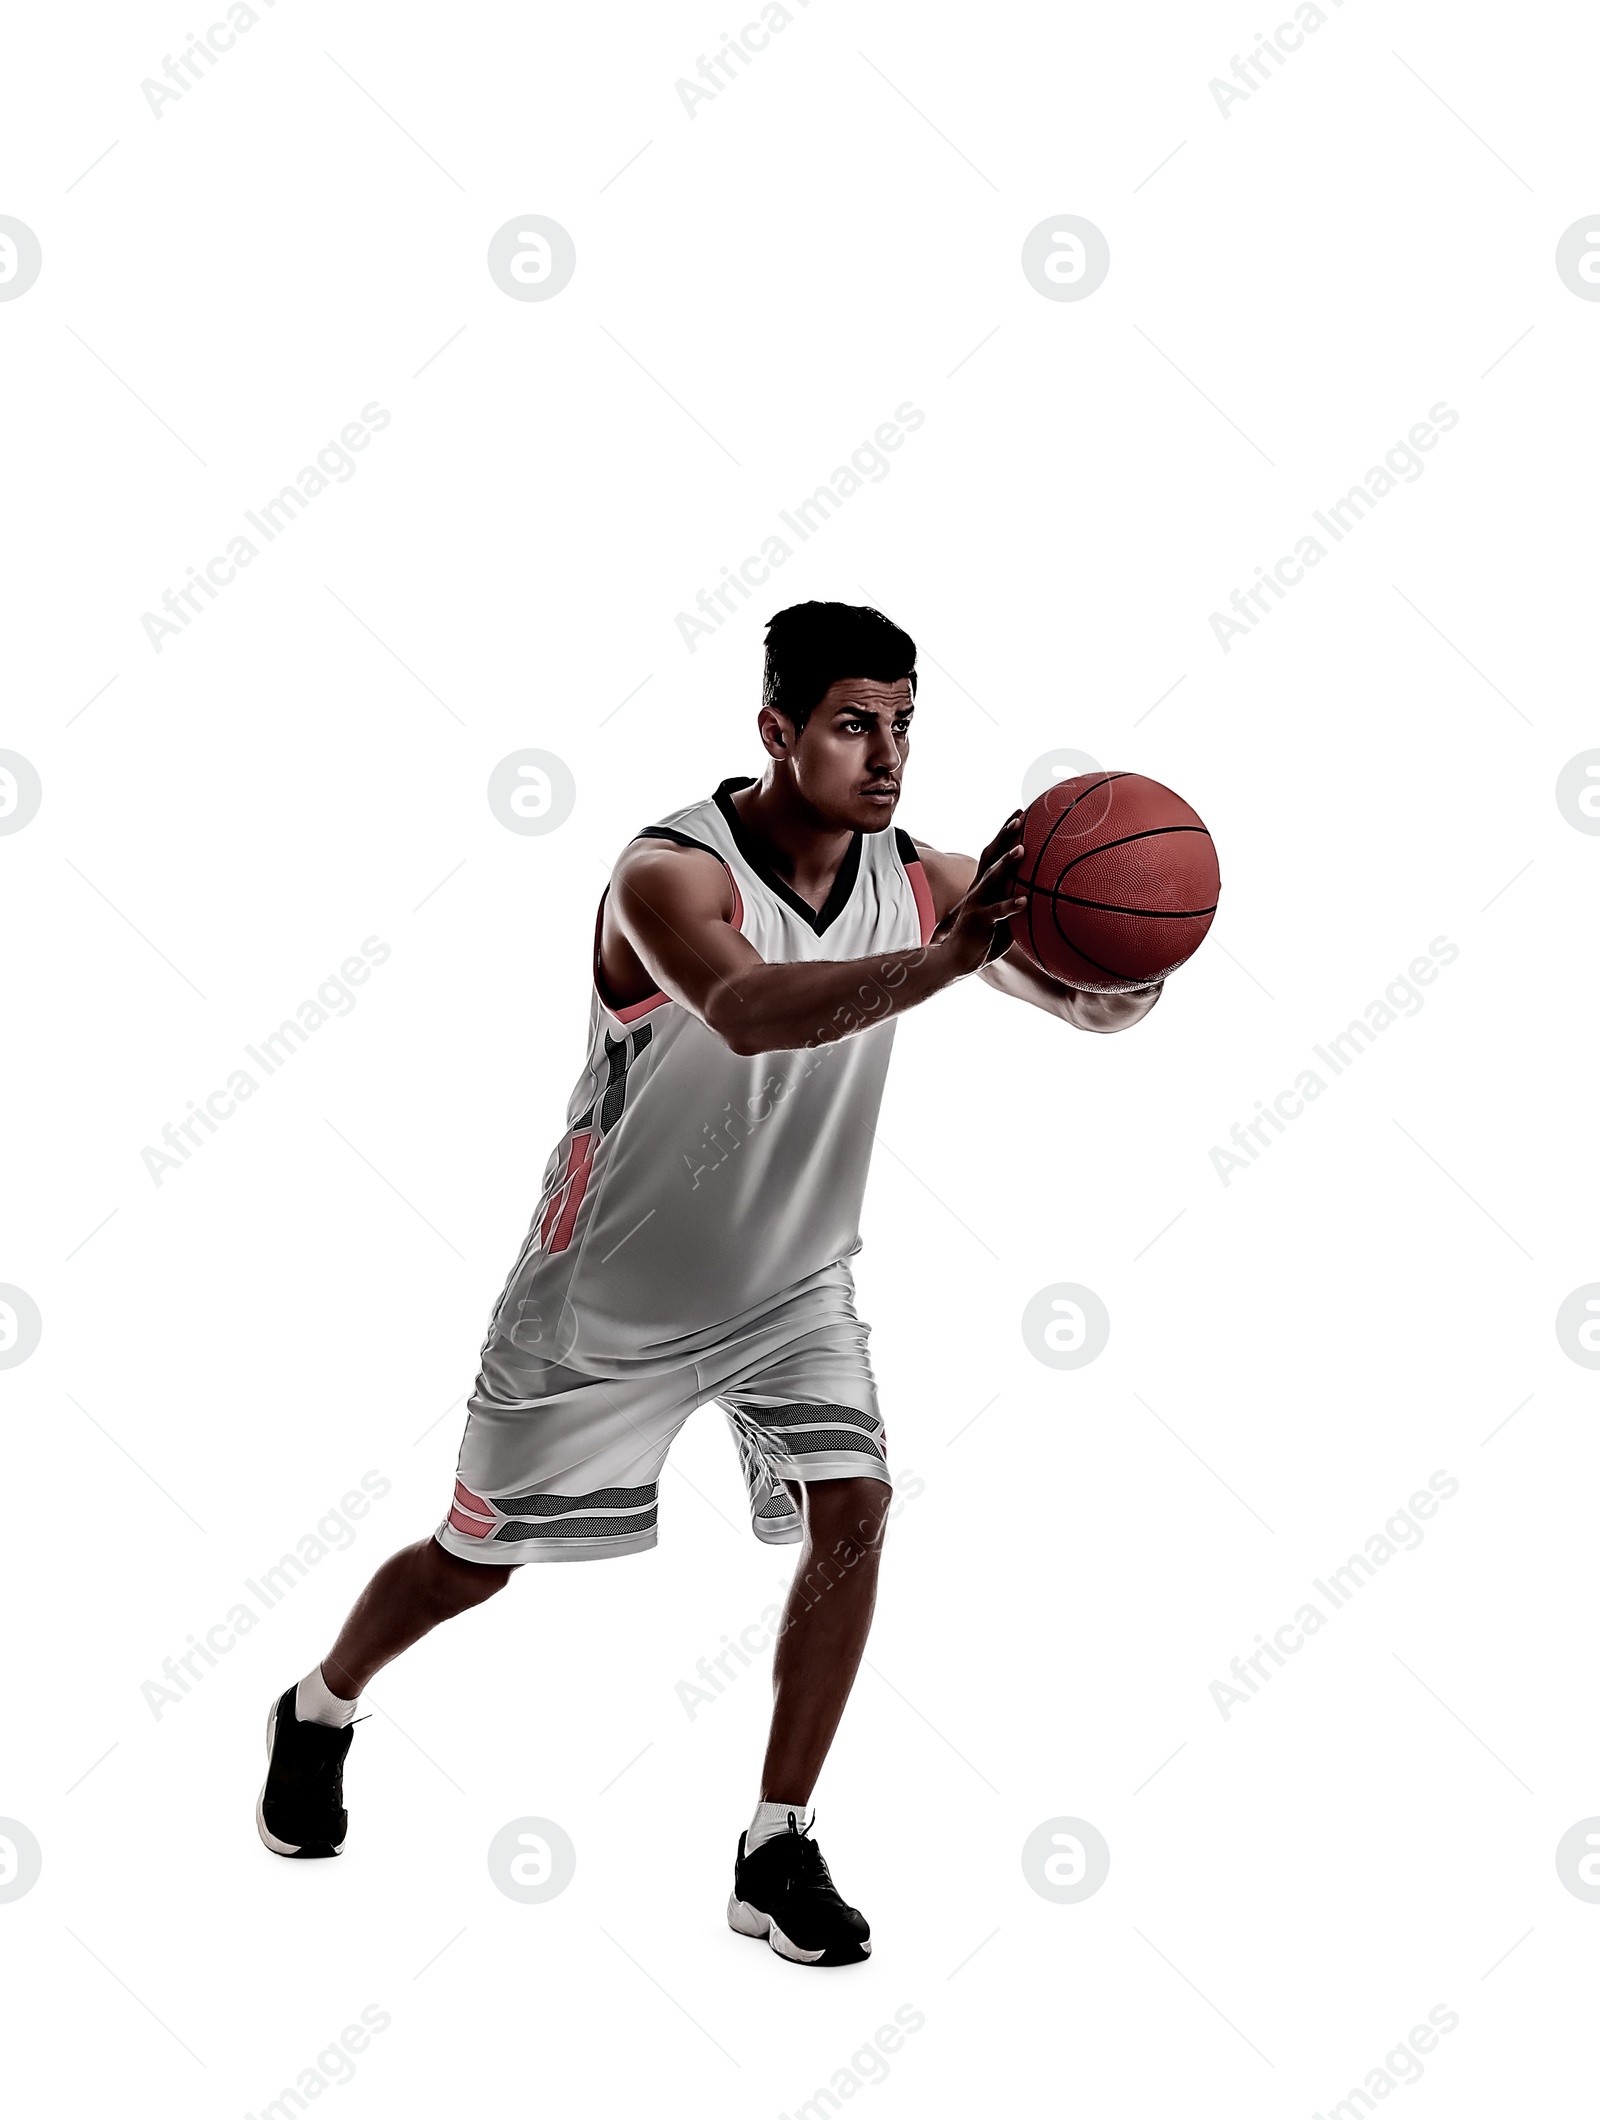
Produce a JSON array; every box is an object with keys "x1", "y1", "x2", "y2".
[
  {"x1": 295, "y1": 1664, "x2": 359, "y2": 1729},
  {"x1": 747, "y1": 1799, "x2": 813, "y2": 1854}
]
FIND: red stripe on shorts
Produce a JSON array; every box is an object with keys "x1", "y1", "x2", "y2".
[{"x1": 448, "y1": 1480, "x2": 495, "y2": 1539}]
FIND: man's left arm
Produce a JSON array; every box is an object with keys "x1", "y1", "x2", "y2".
[
  {"x1": 914, "y1": 837, "x2": 1163, "y2": 1035},
  {"x1": 977, "y1": 946, "x2": 1162, "y2": 1032}
]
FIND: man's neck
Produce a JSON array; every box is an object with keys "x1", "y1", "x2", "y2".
[{"x1": 728, "y1": 772, "x2": 856, "y2": 917}]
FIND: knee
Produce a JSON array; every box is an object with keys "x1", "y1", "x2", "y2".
[
  {"x1": 424, "y1": 1537, "x2": 512, "y2": 1611},
  {"x1": 805, "y1": 1477, "x2": 892, "y2": 1565}
]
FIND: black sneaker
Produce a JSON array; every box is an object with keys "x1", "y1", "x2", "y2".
[
  {"x1": 256, "y1": 1684, "x2": 354, "y2": 1858},
  {"x1": 727, "y1": 1813, "x2": 871, "y2": 1965}
]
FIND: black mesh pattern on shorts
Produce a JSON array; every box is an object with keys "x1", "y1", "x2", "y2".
[
  {"x1": 492, "y1": 1482, "x2": 658, "y2": 1517},
  {"x1": 763, "y1": 1429, "x2": 886, "y2": 1462},
  {"x1": 757, "y1": 1493, "x2": 797, "y2": 1518},
  {"x1": 738, "y1": 1402, "x2": 880, "y2": 1436},
  {"x1": 493, "y1": 1507, "x2": 659, "y2": 1543}
]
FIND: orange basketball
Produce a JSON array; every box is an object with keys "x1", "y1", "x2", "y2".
[{"x1": 1011, "y1": 772, "x2": 1220, "y2": 992}]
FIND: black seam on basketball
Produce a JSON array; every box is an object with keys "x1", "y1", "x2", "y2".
[
  {"x1": 1040, "y1": 913, "x2": 1143, "y2": 984},
  {"x1": 1053, "y1": 772, "x2": 1128, "y2": 821},
  {"x1": 1023, "y1": 775, "x2": 1127, "y2": 889},
  {"x1": 1021, "y1": 880, "x2": 1219, "y2": 919},
  {"x1": 1025, "y1": 776, "x2": 1127, "y2": 969},
  {"x1": 1050, "y1": 824, "x2": 1213, "y2": 882},
  {"x1": 1041, "y1": 883, "x2": 1207, "y2": 981}
]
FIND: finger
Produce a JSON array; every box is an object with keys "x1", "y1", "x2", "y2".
[
  {"x1": 982, "y1": 830, "x2": 1025, "y2": 870},
  {"x1": 991, "y1": 809, "x2": 1025, "y2": 852},
  {"x1": 977, "y1": 842, "x2": 1026, "y2": 893},
  {"x1": 977, "y1": 810, "x2": 1024, "y2": 865}
]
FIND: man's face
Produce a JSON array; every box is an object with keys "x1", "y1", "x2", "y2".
[{"x1": 786, "y1": 676, "x2": 914, "y2": 831}]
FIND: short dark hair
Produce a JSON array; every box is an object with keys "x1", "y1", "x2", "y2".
[{"x1": 761, "y1": 602, "x2": 917, "y2": 734}]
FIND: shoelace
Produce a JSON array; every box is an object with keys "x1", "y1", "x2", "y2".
[
  {"x1": 784, "y1": 1822, "x2": 834, "y2": 1889},
  {"x1": 299, "y1": 1715, "x2": 361, "y2": 1787},
  {"x1": 306, "y1": 1751, "x2": 344, "y2": 1792}
]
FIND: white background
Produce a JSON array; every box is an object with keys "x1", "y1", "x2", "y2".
[{"x1": 4, "y1": 0, "x2": 1598, "y2": 2112}]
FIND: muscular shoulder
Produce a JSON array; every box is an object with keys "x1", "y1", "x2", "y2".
[
  {"x1": 600, "y1": 835, "x2": 741, "y2": 1011},
  {"x1": 612, "y1": 833, "x2": 735, "y2": 921},
  {"x1": 907, "y1": 836, "x2": 978, "y2": 922}
]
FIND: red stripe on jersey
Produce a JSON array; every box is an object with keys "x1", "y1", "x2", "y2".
[
  {"x1": 454, "y1": 1480, "x2": 493, "y2": 1517},
  {"x1": 593, "y1": 890, "x2": 671, "y2": 1022},
  {"x1": 612, "y1": 990, "x2": 669, "y2": 1024},
  {"x1": 539, "y1": 1133, "x2": 584, "y2": 1248},
  {"x1": 545, "y1": 1130, "x2": 597, "y2": 1254},
  {"x1": 904, "y1": 858, "x2": 936, "y2": 944},
  {"x1": 448, "y1": 1504, "x2": 493, "y2": 1540}
]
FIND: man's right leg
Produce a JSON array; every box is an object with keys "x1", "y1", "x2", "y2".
[
  {"x1": 257, "y1": 1536, "x2": 510, "y2": 1859},
  {"x1": 322, "y1": 1535, "x2": 511, "y2": 1700},
  {"x1": 259, "y1": 1351, "x2": 688, "y2": 1858}
]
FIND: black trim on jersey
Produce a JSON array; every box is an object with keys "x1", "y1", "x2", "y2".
[
  {"x1": 633, "y1": 823, "x2": 728, "y2": 861},
  {"x1": 892, "y1": 826, "x2": 920, "y2": 869},
  {"x1": 599, "y1": 1023, "x2": 652, "y2": 1134},
  {"x1": 712, "y1": 775, "x2": 863, "y2": 936}
]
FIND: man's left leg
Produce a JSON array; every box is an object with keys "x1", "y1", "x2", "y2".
[
  {"x1": 760, "y1": 1475, "x2": 890, "y2": 1801},
  {"x1": 713, "y1": 1282, "x2": 893, "y2": 1965},
  {"x1": 727, "y1": 1472, "x2": 890, "y2": 1966}
]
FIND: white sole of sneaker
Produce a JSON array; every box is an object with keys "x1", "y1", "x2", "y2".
[
  {"x1": 726, "y1": 1892, "x2": 830, "y2": 1963},
  {"x1": 256, "y1": 1694, "x2": 342, "y2": 1858}
]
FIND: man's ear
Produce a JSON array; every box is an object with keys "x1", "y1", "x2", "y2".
[{"x1": 757, "y1": 706, "x2": 794, "y2": 759}]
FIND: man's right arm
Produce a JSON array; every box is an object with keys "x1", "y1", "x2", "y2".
[{"x1": 609, "y1": 818, "x2": 1025, "y2": 1058}]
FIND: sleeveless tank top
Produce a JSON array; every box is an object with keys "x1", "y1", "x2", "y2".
[{"x1": 479, "y1": 775, "x2": 938, "y2": 1379}]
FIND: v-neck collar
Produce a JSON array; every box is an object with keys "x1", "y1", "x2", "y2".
[{"x1": 713, "y1": 775, "x2": 863, "y2": 936}]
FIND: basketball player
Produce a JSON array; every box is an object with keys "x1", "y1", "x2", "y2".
[{"x1": 257, "y1": 602, "x2": 1161, "y2": 1965}]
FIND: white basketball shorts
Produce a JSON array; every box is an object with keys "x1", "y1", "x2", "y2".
[{"x1": 436, "y1": 1261, "x2": 891, "y2": 1565}]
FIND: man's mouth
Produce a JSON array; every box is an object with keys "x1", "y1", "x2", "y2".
[{"x1": 862, "y1": 785, "x2": 898, "y2": 802}]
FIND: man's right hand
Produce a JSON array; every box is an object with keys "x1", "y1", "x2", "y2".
[{"x1": 932, "y1": 809, "x2": 1029, "y2": 974}]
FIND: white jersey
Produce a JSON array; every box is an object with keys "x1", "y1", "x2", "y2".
[{"x1": 478, "y1": 775, "x2": 937, "y2": 1383}]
